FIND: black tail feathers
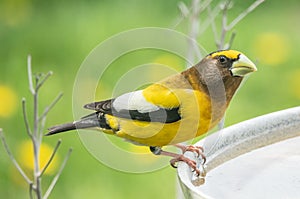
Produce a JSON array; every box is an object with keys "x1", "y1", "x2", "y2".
[
  {"x1": 46, "y1": 123, "x2": 77, "y2": 136},
  {"x1": 45, "y1": 112, "x2": 106, "y2": 136}
]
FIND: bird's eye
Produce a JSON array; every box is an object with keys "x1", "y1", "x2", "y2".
[{"x1": 218, "y1": 56, "x2": 228, "y2": 64}]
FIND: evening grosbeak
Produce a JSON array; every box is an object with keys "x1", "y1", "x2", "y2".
[{"x1": 47, "y1": 50, "x2": 257, "y2": 175}]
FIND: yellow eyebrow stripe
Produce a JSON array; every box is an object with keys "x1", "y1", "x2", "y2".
[{"x1": 210, "y1": 50, "x2": 241, "y2": 60}]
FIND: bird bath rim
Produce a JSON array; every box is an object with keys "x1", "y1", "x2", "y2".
[{"x1": 177, "y1": 106, "x2": 300, "y2": 199}]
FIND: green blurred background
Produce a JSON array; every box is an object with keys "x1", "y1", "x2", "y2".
[{"x1": 0, "y1": 0, "x2": 300, "y2": 198}]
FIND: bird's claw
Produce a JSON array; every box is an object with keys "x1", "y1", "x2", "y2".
[
  {"x1": 185, "y1": 146, "x2": 206, "y2": 163},
  {"x1": 170, "y1": 155, "x2": 202, "y2": 176},
  {"x1": 176, "y1": 145, "x2": 206, "y2": 164}
]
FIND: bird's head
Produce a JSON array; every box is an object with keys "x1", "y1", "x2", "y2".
[
  {"x1": 189, "y1": 50, "x2": 257, "y2": 105},
  {"x1": 209, "y1": 50, "x2": 257, "y2": 77},
  {"x1": 193, "y1": 50, "x2": 257, "y2": 86}
]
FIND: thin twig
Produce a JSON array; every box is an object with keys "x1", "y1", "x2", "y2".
[
  {"x1": 227, "y1": 0, "x2": 265, "y2": 30},
  {"x1": 38, "y1": 92, "x2": 63, "y2": 142},
  {"x1": 2, "y1": 55, "x2": 70, "y2": 198},
  {"x1": 186, "y1": 0, "x2": 201, "y2": 66},
  {"x1": 218, "y1": 1, "x2": 231, "y2": 49},
  {"x1": 178, "y1": 1, "x2": 190, "y2": 18},
  {"x1": 29, "y1": 183, "x2": 34, "y2": 199},
  {"x1": 32, "y1": 82, "x2": 42, "y2": 199},
  {"x1": 27, "y1": 55, "x2": 35, "y2": 95},
  {"x1": 43, "y1": 148, "x2": 73, "y2": 199},
  {"x1": 226, "y1": 31, "x2": 236, "y2": 49},
  {"x1": 39, "y1": 140, "x2": 62, "y2": 177},
  {"x1": 0, "y1": 129, "x2": 32, "y2": 184},
  {"x1": 171, "y1": 1, "x2": 191, "y2": 29},
  {"x1": 215, "y1": 0, "x2": 262, "y2": 50},
  {"x1": 208, "y1": 5, "x2": 219, "y2": 45},
  {"x1": 33, "y1": 81, "x2": 39, "y2": 139},
  {"x1": 22, "y1": 98, "x2": 33, "y2": 138},
  {"x1": 39, "y1": 92, "x2": 63, "y2": 122},
  {"x1": 39, "y1": 117, "x2": 47, "y2": 142},
  {"x1": 36, "y1": 71, "x2": 53, "y2": 91},
  {"x1": 172, "y1": 0, "x2": 213, "y2": 35},
  {"x1": 198, "y1": 0, "x2": 214, "y2": 13},
  {"x1": 30, "y1": 71, "x2": 42, "y2": 198},
  {"x1": 199, "y1": 3, "x2": 221, "y2": 35}
]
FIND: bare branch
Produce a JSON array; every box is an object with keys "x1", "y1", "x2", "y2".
[
  {"x1": 172, "y1": 0, "x2": 212, "y2": 33},
  {"x1": 22, "y1": 98, "x2": 33, "y2": 138},
  {"x1": 198, "y1": 0, "x2": 214, "y2": 13},
  {"x1": 29, "y1": 183, "x2": 34, "y2": 199},
  {"x1": 43, "y1": 148, "x2": 73, "y2": 199},
  {"x1": 32, "y1": 140, "x2": 42, "y2": 199},
  {"x1": 30, "y1": 67, "x2": 42, "y2": 199},
  {"x1": 178, "y1": 1, "x2": 189, "y2": 18},
  {"x1": 39, "y1": 116, "x2": 47, "y2": 142},
  {"x1": 218, "y1": 1, "x2": 231, "y2": 50},
  {"x1": 171, "y1": 4, "x2": 188, "y2": 28},
  {"x1": 36, "y1": 71, "x2": 53, "y2": 91},
  {"x1": 186, "y1": 0, "x2": 202, "y2": 66},
  {"x1": 27, "y1": 55, "x2": 35, "y2": 95},
  {"x1": 39, "y1": 92, "x2": 63, "y2": 122},
  {"x1": 191, "y1": 0, "x2": 200, "y2": 15},
  {"x1": 207, "y1": 5, "x2": 219, "y2": 46},
  {"x1": 226, "y1": 31, "x2": 236, "y2": 49},
  {"x1": 2, "y1": 56, "x2": 68, "y2": 198},
  {"x1": 227, "y1": 0, "x2": 265, "y2": 30},
  {"x1": 221, "y1": 2, "x2": 229, "y2": 29},
  {"x1": 39, "y1": 140, "x2": 62, "y2": 177},
  {"x1": 200, "y1": 3, "x2": 221, "y2": 35},
  {"x1": 0, "y1": 129, "x2": 32, "y2": 184}
]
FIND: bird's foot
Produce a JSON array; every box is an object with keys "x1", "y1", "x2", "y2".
[
  {"x1": 174, "y1": 144, "x2": 206, "y2": 164},
  {"x1": 169, "y1": 154, "x2": 203, "y2": 176},
  {"x1": 150, "y1": 145, "x2": 206, "y2": 177}
]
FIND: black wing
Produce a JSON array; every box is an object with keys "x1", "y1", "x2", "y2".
[{"x1": 84, "y1": 99, "x2": 181, "y2": 123}]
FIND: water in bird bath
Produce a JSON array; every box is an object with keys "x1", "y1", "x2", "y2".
[{"x1": 196, "y1": 136, "x2": 300, "y2": 199}]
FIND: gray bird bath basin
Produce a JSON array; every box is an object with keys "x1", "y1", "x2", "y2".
[{"x1": 177, "y1": 106, "x2": 300, "y2": 199}]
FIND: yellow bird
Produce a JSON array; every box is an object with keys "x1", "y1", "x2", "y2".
[{"x1": 47, "y1": 50, "x2": 257, "y2": 175}]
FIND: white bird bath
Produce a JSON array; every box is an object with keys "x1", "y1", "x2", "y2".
[{"x1": 177, "y1": 107, "x2": 300, "y2": 199}]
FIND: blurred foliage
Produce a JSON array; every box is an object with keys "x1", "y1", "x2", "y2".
[{"x1": 0, "y1": 0, "x2": 300, "y2": 198}]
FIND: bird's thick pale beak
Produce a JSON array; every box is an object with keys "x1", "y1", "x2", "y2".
[{"x1": 230, "y1": 54, "x2": 257, "y2": 77}]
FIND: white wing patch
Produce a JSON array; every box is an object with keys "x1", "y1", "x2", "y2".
[{"x1": 112, "y1": 90, "x2": 160, "y2": 113}]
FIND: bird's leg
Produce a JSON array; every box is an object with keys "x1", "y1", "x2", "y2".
[{"x1": 149, "y1": 146, "x2": 205, "y2": 176}]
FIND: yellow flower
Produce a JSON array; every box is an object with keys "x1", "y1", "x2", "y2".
[
  {"x1": 18, "y1": 140, "x2": 59, "y2": 175},
  {"x1": 0, "y1": 0, "x2": 31, "y2": 26},
  {"x1": 253, "y1": 32, "x2": 290, "y2": 66},
  {"x1": 0, "y1": 85, "x2": 17, "y2": 118}
]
